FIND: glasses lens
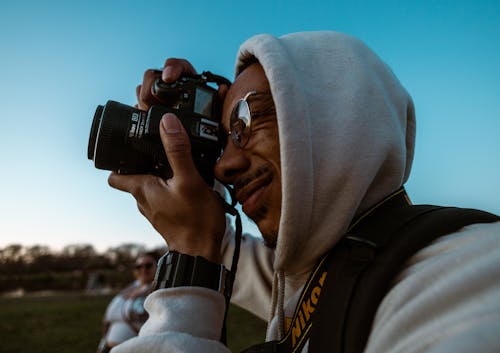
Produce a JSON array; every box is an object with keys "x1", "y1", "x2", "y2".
[{"x1": 230, "y1": 99, "x2": 251, "y2": 148}]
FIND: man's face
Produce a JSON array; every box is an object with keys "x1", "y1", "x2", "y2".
[{"x1": 215, "y1": 64, "x2": 281, "y2": 247}]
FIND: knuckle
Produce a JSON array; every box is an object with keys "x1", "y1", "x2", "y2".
[
  {"x1": 164, "y1": 58, "x2": 182, "y2": 66},
  {"x1": 164, "y1": 58, "x2": 196, "y2": 74},
  {"x1": 144, "y1": 68, "x2": 159, "y2": 80}
]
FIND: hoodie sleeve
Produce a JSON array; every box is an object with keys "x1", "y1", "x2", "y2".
[
  {"x1": 110, "y1": 218, "x2": 273, "y2": 353},
  {"x1": 365, "y1": 221, "x2": 500, "y2": 353},
  {"x1": 110, "y1": 287, "x2": 230, "y2": 353}
]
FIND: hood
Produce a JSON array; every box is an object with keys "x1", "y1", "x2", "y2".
[{"x1": 235, "y1": 31, "x2": 415, "y2": 276}]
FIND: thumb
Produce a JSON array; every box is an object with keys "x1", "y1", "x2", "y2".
[{"x1": 160, "y1": 113, "x2": 198, "y2": 181}]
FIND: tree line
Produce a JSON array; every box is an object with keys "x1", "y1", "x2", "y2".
[{"x1": 0, "y1": 243, "x2": 166, "y2": 293}]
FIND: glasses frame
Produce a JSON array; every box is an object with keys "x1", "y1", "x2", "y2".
[{"x1": 228, "y1": 90, "x2": 258, "y2": 149}]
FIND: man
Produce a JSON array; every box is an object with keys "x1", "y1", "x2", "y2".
[{"x1": 108, "y1": 32, "x2": 500, "y2": 352}]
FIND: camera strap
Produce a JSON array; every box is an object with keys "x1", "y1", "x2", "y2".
[
  {"x1": 239, "y1": 251, "x2": 332, "y2": 353},
  {"x1": 201, "y1": 71, "x2": 232, "y2": 87},
  {"x1": 215, "y1": 187, "x2": 243, "y2": 344}
]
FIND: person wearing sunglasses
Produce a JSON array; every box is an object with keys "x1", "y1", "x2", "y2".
[
  {"x1": 108, "y1": 32, "x2": 500, "y2": 353},
  {"x1": 97, "y1": 251, "x2": 160, "y2": 353}
]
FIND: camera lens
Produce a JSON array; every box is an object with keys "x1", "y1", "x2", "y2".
[
  {"x1": 91, "y1": 101, "x2": 151, "y2": 173},
  {"x1": 87, "y1": 105, "x2": 104, "y2": 160}
]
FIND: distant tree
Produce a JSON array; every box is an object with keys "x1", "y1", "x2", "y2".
[
  {"x1": 0, "y1": 244, "x2": 26, "y2": 274},
  {"x1": 0, "y1": 242, "x2": 163, "y2": 292},
  {"x1": 60, "y1": 244, "x2": 97, "y2": 271},
  {"x1": 0, "y1": 244, "x2": 24, "y2": 262},
  {"x1": 25, "y1": 245, "x2": 54, "y2": 273},
  {"x1": 62, "y1": 244, "x2": 96, "y2": 257},
  {"x1": 106, "y1": 243, "x2": 146, "y2": 268}
]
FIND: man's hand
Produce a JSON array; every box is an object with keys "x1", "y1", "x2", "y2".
[
  {"x1": 108, "y1": 58, "x2": 227, "y2": 264},
  {"x1": 135, "y1": 58, "x2": 197, "y2": 110},
  {"x1": 108, "y1": 113, "x2": 226, "y2": 263}
]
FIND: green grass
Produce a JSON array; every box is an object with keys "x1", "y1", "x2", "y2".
[{"x1": 0, "y1": 293, "x2": 266, "y2": 353}]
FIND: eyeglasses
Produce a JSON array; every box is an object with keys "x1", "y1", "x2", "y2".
[
  {"x1": 134, "y1": 262, "x2": 154, "y2": 271},
  {"x1": 228, "y1": 91, "x2": 257, "y2": 149}
]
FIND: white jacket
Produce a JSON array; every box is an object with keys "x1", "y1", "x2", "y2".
[{"x1": 112, "y1": 32, "x2": 500, "y2": 353}]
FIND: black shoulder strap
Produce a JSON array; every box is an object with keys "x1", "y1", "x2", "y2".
[{"x1": 309, "y1": 189, "x2": 499, "y2": 353}]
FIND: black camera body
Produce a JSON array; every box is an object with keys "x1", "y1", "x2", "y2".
[{"x1": 88, "y1": 72, "x2": 229, "y2": 186}]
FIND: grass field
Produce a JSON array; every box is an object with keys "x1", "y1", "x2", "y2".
[{"x1": 0, "y1": 293, "x2": 266, "y2": 353}]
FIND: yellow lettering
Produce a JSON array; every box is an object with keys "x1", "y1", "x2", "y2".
[
  {"x1": 318, "y1": 271, "x2": 327, "y2": 286},
  {"x1": 291, "y1": 317, "x2": 302, "y2": 347},
  {"x1": 290, "y1": 270, "x2": 329, "y2": 348},
  {"x1": 299, "y1": 310, "x2": 306, "y2": 329},
  {"x1": 311, "y1": 286, "x2": 321, "y2": 305},
  {"x1": 301, "y1": 298, "x2": 315, "y2": 321}
]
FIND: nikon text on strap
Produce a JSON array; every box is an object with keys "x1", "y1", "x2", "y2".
[{"x1": 240, "y1": 251, "x2": 334, "y2": 353}]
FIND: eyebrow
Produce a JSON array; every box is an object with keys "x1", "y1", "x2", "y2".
[{"x1": 247, "y1": 91, "x2": 276, "y2": 117}]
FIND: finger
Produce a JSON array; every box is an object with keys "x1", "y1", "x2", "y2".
[
  {"x1": 135, "y1": 84, "x2": 143, "y2": 108},
  {"x1": 108, "y1": 172, "x2": 140, "y2": 193},
  {"x1": 159, "y1": 113, "x2": 200, "y2": 183},
  {"x1": 138, "y1": 69, "x2": 162, "y2": 110},
  {"x1": 108, "y1": 172, "x2": 166, "y2": 204},
  {"x1": 162, "y1": 58, "x2": 197, "y2": 83},
  {"x1": 108, "y1": 172, "x2": 152, "y2": 195}
]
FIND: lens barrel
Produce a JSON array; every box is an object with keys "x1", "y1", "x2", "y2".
[{"x1": 88, "y1": 101, "x2": 162, "y2": 175}]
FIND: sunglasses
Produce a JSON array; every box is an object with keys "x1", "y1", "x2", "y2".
[
  {"x1": 228, "y1": 90, "x2": 258, "y2": 149},
  {"x1": 134, "y1": 262, "x2": 154, "y2": 271}
]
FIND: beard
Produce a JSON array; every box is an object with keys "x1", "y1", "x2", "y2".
[
  {"x1": 252, "y1": 203, "x2": 278, "y2": 249},
  {"x1": 235, "y1": 164, "x2": 280, "y2": 249}
]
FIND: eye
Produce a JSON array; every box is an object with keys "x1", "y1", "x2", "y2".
[{"x1": 230, "y1": 119, "x2": 248, "y2": 145}]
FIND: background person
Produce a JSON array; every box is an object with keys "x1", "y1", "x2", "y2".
[{"x1": 97, "y1": 251, "x2": 159, "y2": 353}]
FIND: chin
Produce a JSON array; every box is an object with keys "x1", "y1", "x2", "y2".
[
  {"x1": 257, "y1": 220, "x2": 278, "y2": 249},
  {"x1": 262, "y1": 235, "x2": 277, "y2": 249},
  {"x1": 250, "y1": 203, "x2": 280, "y2": 249}
]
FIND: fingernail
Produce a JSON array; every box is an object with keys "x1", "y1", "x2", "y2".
[
  {"x1": 161, "y1": 113, "x2": 181, "y2": 134},
  {"x1": 162, "y1": 67, "x2": 174, "y2": 82}
]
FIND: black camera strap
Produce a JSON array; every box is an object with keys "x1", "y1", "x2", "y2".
[
  {"x1": 201, "y1": 71, "x2": 232, "y2": 87},
  {"x1": 240, "y1": 250, "x2": 332, "y2": 353},
  {"x1": 216, "y1": 187, "x2": 243, "y2": 344}
]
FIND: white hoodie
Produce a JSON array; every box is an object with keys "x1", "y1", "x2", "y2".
[{"x1": 111, "y1": 32, "x2": 500, "y2": 353}]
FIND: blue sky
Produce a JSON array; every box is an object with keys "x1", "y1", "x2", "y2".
[{"x1": 0, "y1": 0, "x2": 498, "y2": 251}]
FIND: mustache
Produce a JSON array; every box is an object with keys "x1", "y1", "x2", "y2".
[{"x1": 234, "y1": 165, "x2": 270, "y2": 191}]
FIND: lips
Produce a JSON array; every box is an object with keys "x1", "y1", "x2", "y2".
[{"x1": 234, "y1": 168, "x2": 273, "y2": 218}]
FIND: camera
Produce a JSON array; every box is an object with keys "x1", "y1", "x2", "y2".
[{"x1": 87, "y1": 72, "x2": 230, "y2": 186}]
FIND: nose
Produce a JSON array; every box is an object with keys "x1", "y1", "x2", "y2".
[{"x1": 215, "y1": 141, "x2": 250, "y2": 185}]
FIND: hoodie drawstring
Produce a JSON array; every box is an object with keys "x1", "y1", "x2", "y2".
[
  {"x1": 277, "y1": 270, "x2": 286, "y2": 338},
  {"x1": 266, "y1": 270, "x2": 286, "y2": 340},
  {"x1": 266, "y1": 272, "x2": 279, "y2": 340}
]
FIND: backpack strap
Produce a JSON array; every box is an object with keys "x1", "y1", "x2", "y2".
[{"x1": 309, "y1": 188, "x2": 499, "y2": 353}]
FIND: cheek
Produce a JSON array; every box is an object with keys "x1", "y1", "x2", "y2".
[{"x1": 252, "y1": 128, "x2": 281, "y2": 163}]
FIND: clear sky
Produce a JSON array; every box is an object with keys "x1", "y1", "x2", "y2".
[{"x1": 0, "y1": 0, "x2": 498, "y2": 251}]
